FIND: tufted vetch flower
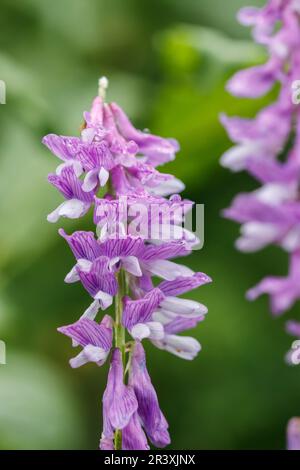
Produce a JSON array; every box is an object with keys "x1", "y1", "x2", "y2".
[{"x1": 44, "y1": 77, "x2": 211, "y2": 449}]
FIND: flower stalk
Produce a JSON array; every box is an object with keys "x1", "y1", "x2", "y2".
[
  {"x1": 114, "y1": 269, "x2": 127, "y2": 450},
  {"x1": 115, "y1": 269, "x2": 126, "y2": 362}
]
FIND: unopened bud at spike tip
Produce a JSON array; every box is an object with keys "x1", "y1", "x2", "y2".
[{"x1": 98, "y1": 76, "x2": 109, "y2": 99}]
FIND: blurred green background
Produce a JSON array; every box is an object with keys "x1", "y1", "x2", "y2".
[{"x1": 0, "y1": 0, "x2": 299, "y2": 450}]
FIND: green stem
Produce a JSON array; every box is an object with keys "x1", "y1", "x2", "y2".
[
  {"x1": 114, "y1": 269, "x2": 127, "y2": 450},
  {"x1": 114, "y1": 429, "x2": 122, "y2": 451},
  {"x1": 115, "y1": 270, "x2": 126, "y2": 361}
]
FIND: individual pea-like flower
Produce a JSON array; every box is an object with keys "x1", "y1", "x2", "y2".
[
  {"x1": 221, "y1": 1, "x2": 300, "y2": 325},
  {"x1": 100, "y1": 348, "x2": 138, "y2": 449},
  {"x1": 45, "y1": 77, "x2": 211, "y2": 449},
  {"x1": 47, "y1": 165, "x2": 96, "y2": 222},
  {"x1": 122, "y1": 273, "x2": 211, "y2": 359},
  {"x1": 58, "y1": 316, "x2": 113, "y2": 368},
  {"x1": 128, "y1": 342, "x2": 170, "y2": 448}
]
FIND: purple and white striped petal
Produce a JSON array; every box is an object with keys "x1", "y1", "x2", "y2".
[
  {"x1": 159, "y1": 296, "x2": 208, "y2": 318},
  {"x1": 149, "y1": 177, "x2": 185, "y2": 197},
  {"x1": 42, "y1": 134, "x2": 81, "y2": 161},
  {"x1": 77, "y1": 256, "x2": 118, "y2": 298},
  {"x1": 152, "y1": 334, "x2": 201, "y2": 360},
  {"x1": 141, "y1": 241, "x2": 191, "y2": 261},
  {"x1": 129, "y1": 342, "x2": 170, "y2": 448},
  {"x1": 142, "y1": 259, "x2": 194, "y2": 281},
  {"x1": 70, "y1": 345, "x2": 110, "y2": 368},
  {"x1": 58, "y1": 317, "x2": 113, "y2": 367},
  {"x1": 103, "y1": 349, "x2": 138, "y2": 430},
  {"x1": 59, "y1": 229, "x2": 101, "y2": 261},
  {"x1": 99, "y1": 167, "x2": 110, "y2": 186},
  {"x1": 122, "y1": 413, "x2": 150, "y2": 450},
  {"x1": 47, "y1": 200, "x2": 91, "y2": 223},
  {"x1": 98, "y1": 236, "x2": 144, "y2": 258},
  {"x1": 122, "y1": 288, "x2": 165, "y2": 330},
  {"x1": 77, "y1": 140, "x2": 114, "y2": 173},
  {"x1": 130, "y1": 322, "x2": 164, "y2": 341},
  {"x1": 48, "y1": 165, "x2": 95, "y2": 202},
  {"x1": 110, "y1": 102, "x2": 179, "y2": 167},
  {"x1": 82, "y1": 169, "x2": 99, "y2": 192},
  {"x1": 47, "y1": 166, "x2": 94, "y2": 222},
  {"x1": 122, "y1": 256, "x2": 142, "y2": 277},
  {"x1": 162, "y1": 315, "x2": 204, "y2": 334},
  {"x1": 159, "y1": 272, "x2": 212, "y2": 297},
  {"x1": 57, "y1": 317, "x2": 112, "y2": 350}
]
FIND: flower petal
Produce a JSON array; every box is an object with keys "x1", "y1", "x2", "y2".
[
  {"x1": 160, "y1": 296, "x2": 208, "y2": 317},
  {"x1": 130, "y1": 322, "x2": 164, "y2": 341},
  {"x1": 83, "y1": 169, "x2": 99, "y2": 192},
  {"x1": 129, "y1": 342, "x2": 170, "y2": 448},
  {"x1": 70, "y1": 345, "x2": 109, "y2": 368},
  {"x1": 154, "y1": 334, "x2": 201, "y2": 360},
  {"x1": 103, "y1": 349, "x2": 138, "y2": 430},
  {"x1": 122, "y1": 256, "x2": 142, "y2": 277},
  {"x1": 122, "y1": 289, "x2": 165, "y2": 330},
  {"x1": 159, "y1": 272, "x2": 212, "y2": 296},
  {"x1": 59, "y1": 229, "x2": 101, "y2": 261},
  {"x1": 57, "y1": 318, "x2": 112, "y2": 350},
  {"x1": 144, "y1": 259, "x2": 194, "y2": 281},
  {"x1": 122, "y1": 413, "x2": 150, "y2": 450},
  {"x1": 99, "y1": 167, "x2": 110, "y2": 187}
]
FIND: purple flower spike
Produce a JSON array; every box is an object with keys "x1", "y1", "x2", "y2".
[
  {"x1": 287, "y1": 418, "x2": 300, "y2": 450},
  {"x1": 221, "y1": 0, "x2": 300, "y2": 338},
  {"x1": 103, "y1": 349, "x2": 138, "y2": 430},
  {"x1": 129, "y1": 342, "x2": 170, "y2": 448},
  {"x1": 46, "y1": 78, "x2": 211, "y2": 449}
]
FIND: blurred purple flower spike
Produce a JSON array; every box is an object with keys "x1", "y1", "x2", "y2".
[{"x1": 221, "y1": 1, "x2": 300, "y2": 343}]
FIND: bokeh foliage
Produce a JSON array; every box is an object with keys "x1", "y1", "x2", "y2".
[{"x1": 0, "y1": 0, "x2": 299, "y2": 449}]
